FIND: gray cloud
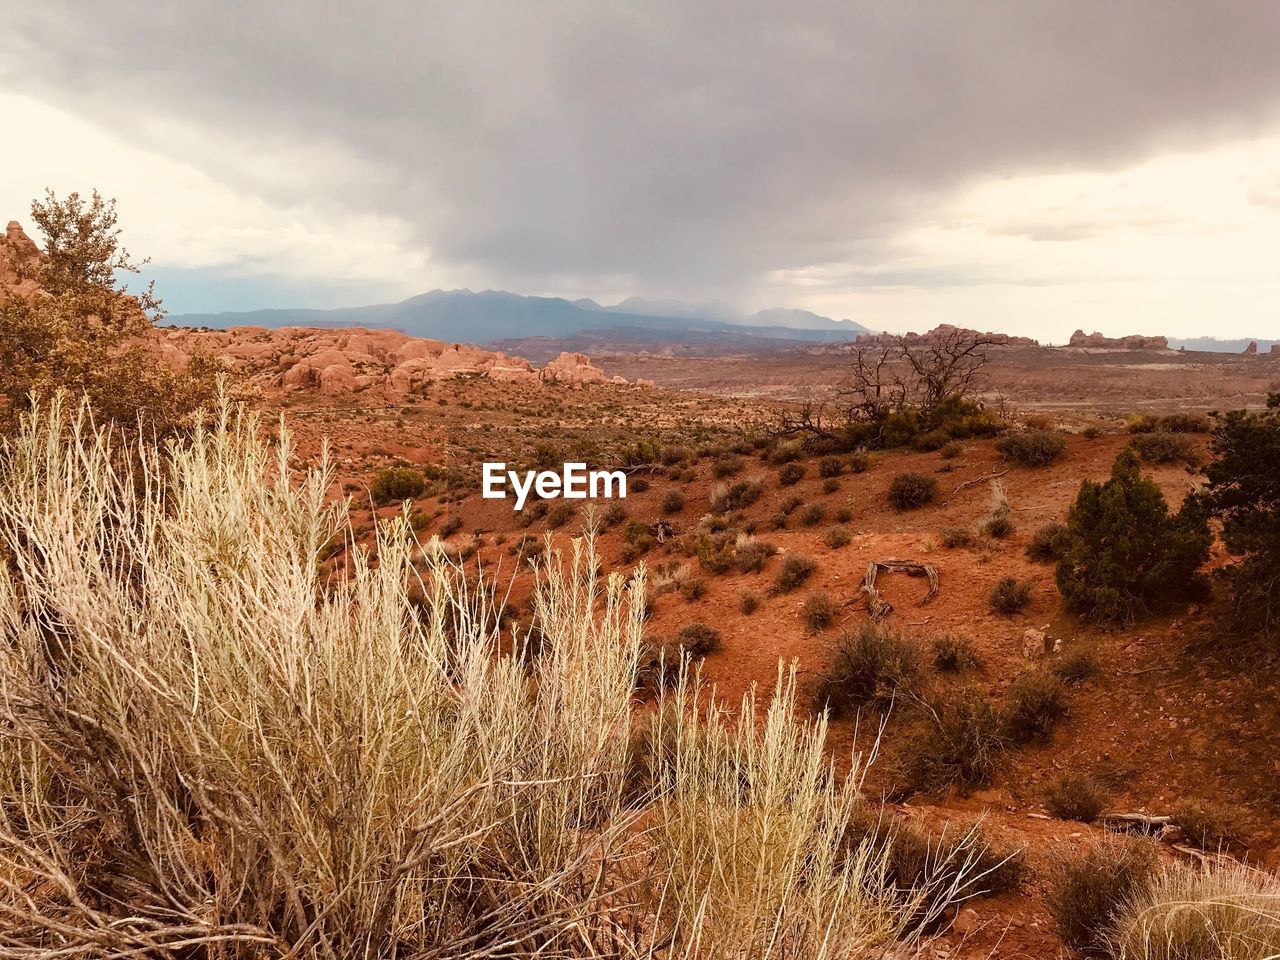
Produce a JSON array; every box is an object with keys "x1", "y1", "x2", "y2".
[{"x1": 5, "y1": 1, "x2": 1280, "y2": 300}]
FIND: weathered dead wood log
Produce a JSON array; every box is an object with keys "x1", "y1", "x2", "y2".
[
  {"x1": 942, "y1": 469, "x2": 1011, "y2": 505},
  {"x1": 648, "y1": 519, "x2": 675, "y2": 544},
  {"x1": 856, "y1": 559, "x2": 939, "y2": 620},
  {"x1": 1101, "y1": 812, "x2": 1175, "y2": 838}
]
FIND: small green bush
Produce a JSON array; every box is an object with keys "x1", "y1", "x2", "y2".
[
  {"x1": 989, "y1": 576, "x2": 1031, "y2": 614},
  {"x1": 1002, "y1": 671, "x2": 1067, "y2": 743},
  {"x1": 778, "y1": 462, "x2": 807, "y2": 486},
  {"x1": 370, "y1": 467, "x2": 426, "y2": 505},
  {"x1": 774, "y1": 553, "x2": 817, "y2": 593},
  {"x1": 1159, "y1": 412, "x2": 1212, "y2": 433},
  {"x1": 887, "y1": 472, "x2": 937, "y2": 510},
  {"x1": 996, "y1": 429, "x2": 1067, "y2": 467},
  {"x1": 981, "y1": 512, "x2": 1015, "y2": 539},
  {"x1": 1056, "y1": 447, "x2": 1210, "y2": 624},
  {"x1": 1042, "y1": 772, "x2": 1107, "y2": 822}
]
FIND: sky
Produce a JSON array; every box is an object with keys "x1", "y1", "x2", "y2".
[{"x1": 3, "y1": 2, "x2": 1280, "y2": 342}]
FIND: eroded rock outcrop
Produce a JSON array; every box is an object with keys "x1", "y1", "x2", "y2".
[
  {"x1": 151, "y1": 326, "x2": 631, "y2": 396},
  {"x1": 854, "y1": 323, "x2": 1039, "y2": 348},
  {"x1": 1067, "y1": 329, "x2": 1170, "y2": 350}
]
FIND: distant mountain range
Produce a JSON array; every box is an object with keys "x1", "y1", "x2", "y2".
[{"x1": 168, "y1": 290, "x2": 874, "y2": 348}]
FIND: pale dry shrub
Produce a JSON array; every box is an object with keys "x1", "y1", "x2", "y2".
[
  {"x1": 0, "y1": 397, "x2": 942, "y2": 959},
  {"x1": 1110, "y1": 861, "x2": 1280, "y2": 960}
]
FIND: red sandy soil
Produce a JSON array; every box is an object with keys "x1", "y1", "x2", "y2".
[{"x1": 259, "y1": 368, "x2": 1276, "y2": 960}]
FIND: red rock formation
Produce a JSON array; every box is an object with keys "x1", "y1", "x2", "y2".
[
  {"x1": 151, "y1": 326, "x2": 631, "y2": 395},
  {"x1": 0, "y1": 221, "x2": 40, "y2": 299},
  {"x1": 1067, "y1": 329, "x2": 1170, "y2": 350},
  {"x1": 1244, "y1": 340, "x2": 1258, "y2": 355}
]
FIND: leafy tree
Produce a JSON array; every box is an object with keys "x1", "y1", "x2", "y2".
[
  {"x1": 1055, "y1": 446, "x2": 1210, "y2": 623},
  {"x1": 0, "y1": 189, "x2": 219, "y2": 436},
  {"x1": 1193, "y1": 402, "x2": 1280, "y2": 641}
]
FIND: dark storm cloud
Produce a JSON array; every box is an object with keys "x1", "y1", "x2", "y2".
[{"x1": 5, "y1": 1, "x2": 1280, "y2": 295}]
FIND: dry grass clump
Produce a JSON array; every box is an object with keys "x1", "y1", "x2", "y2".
[
  {"x1": 1172, "y1": 800, "x2": 1243, "y2": 851},
  {"x1": 931, "y1": 635, "x2": 981, "y2": 673},
  {"x1": 709, "y1": 476, "x2": 763, "y2": 512},
  {"x1": 734, "y1": 533, "x2": 779, "y2": 572},
  {"x1": 739, "y1": 588, "x2": 761, "y2": 615},
  {"x1": 778, "y1": 462, "x2": 807, "y2": 486},
  {"x1": 824, "y1": 525, "x2": 853, "y2": 549},
  {"x1": 939, "y1": 526, "x2": 973, "y2": 549},
  {"x1": 0, "y1": 399, "x2": 940, "y2": 959},
  {"x1": 1109, "y1": 860, "x2": 1280, "y2": 960}
]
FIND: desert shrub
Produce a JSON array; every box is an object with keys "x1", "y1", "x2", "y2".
[
  {"x1": 1052, "y1": 648, "x2": 1098, "y2": 684},
  {"x1": 370, "y1": 466, "x2": 427, "y2": 505},
  {"x1": 834, "y1": 505, "x2": 854, "y2": 523},
  {"x1": 848, "y1": 448, "x2": 871, "y2": 473},
  {"x1": 1026, "y1": 521, "x2": 1069, "y2": 562},
  {"x1": 902, "y1": 689, "x2": 1005, "y2": 792},
  {"x1": 1057, "y1": 447, "x2": 1211, "y2": 624},
  {"x1": 988, "y1": 576, "x2": 1031, "y2": 614},
  {"x1": 662, "y1": 489, "x2": 686, "y2": 514},
  {"x1": 546, "y1": 502, "x2": 577, "y2": 528},
  {"x1": 1127, "y1": 413, "x2": 1160, "y2": 434},
  {"x1": 629, "y1": 475, "x2": 651, "y2": 493},
  {"x1": 821, "y1": 477, "x2": 840, "y2": 494},
  {"x1": 1172, "y1": 801, "x2": 1241, "y2": 850},
  {"x1": 695, "y1": 533, "x2": 735, "y2": 575},
  {"x1": 660, "y1": 444, "x2": 690, "y2": 466},
  {"x1": 1194, "y1": 405, "x2": 1280, "y2": 642},
  {"x1": 675, "y1": 622, "x2": 722, "y2": 658},
  {"x1": 1047, "y1": 835, "x2": 1158, "y2": 953},
  {"x1": 679, "y1": 577, "x2": 708, "y2": 601},
  {"x1": 819, "y1": 455, "x2": 845, "y2": 478},
  {"x1": 912, "y1": 428, "x2": 950, "y2": 452},
  {"x1": 981, "y1": 513, "x2": 1014, "y2": 539},
  {"x1": 780, "y1": 495, "x2": 804, "y2": 515},
  {"x1": 1082, "y1": 424, "x2": 1103, "y2": 439},
  {"x1": 439, "y1": 513, "x2": 464, "y2": 537},
  {"x1": 1160, "y1": 412, "x2": 1212, "y2": 433},
  {"x1": 995, "y1": 428, "x2": 1066, "y2": 467},
  {"x1": 823, "y1": 525, "x2": 852, "y2": 549},
  {"x1": 739, "y1": 589, "x2": 761, "y2": 615},
  {"x1": 0, "y1": 190, "x2": 221, "y2": 438},
  {"x1": 1042, "y1": 772, "x2": 1107, "y2": 822},
  {"x1": 767, "y1": 511, "x2": 788, "y2": 531},
  {"x1": 939, "y1": 526, "x2": 973, "y2": 549},
  {"x1": 618, "y1": 436, "x2": 662, "y2": 467},
  {"x1": 712, "y1": 454, "x2": 744, "y2": 478},
  {"x1": 709, "y1": 477, "x2": 763, "y2": 512},
  {"x1": 1109, "y1": 861, "x2": 1280, "y2": 960},
  {"x1": 800, "y1": 502, "x2": 826, "y2": 526},
  {"x1": 774, "y1": 553, "x2": 817, "y2": 593},
  {"x1": 888, "y1": 472, "x2": 937, "y2": 510},
  {"x1": 1131, "y1": 429, "x2": 1199, "y2": 464},
  {"x1": 813, "y1": 623, "x2": 923, "y2": 717},
  {"x1": 939, "y1": 441, "x2": 963, "y2": 459},
  {"x1": 734, "y1": 534, "x2": 778, "y2": 573},
  {"x1": 601, "y1": 501, "x2": 628, "y2": 528},
  {"x1": 802, "y1": 592, "x2": 838, "y2": 631},
  {"x1": 766, "y1": 439, "x2": 803, "y2": 464},
  {"x1": 778, "y1": 462, "x2": 806, "y2": 486},
  {"x1": 931, "y1": 635, "x2": 981, "y2": 673},
  {"x1": 1002, "y1": 671, "x2": 1067, "y2": 743}
]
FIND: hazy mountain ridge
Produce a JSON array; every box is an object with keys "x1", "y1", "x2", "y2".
[{"x1": 168, "y1": 289, "x2": 874, "y2": 346}]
